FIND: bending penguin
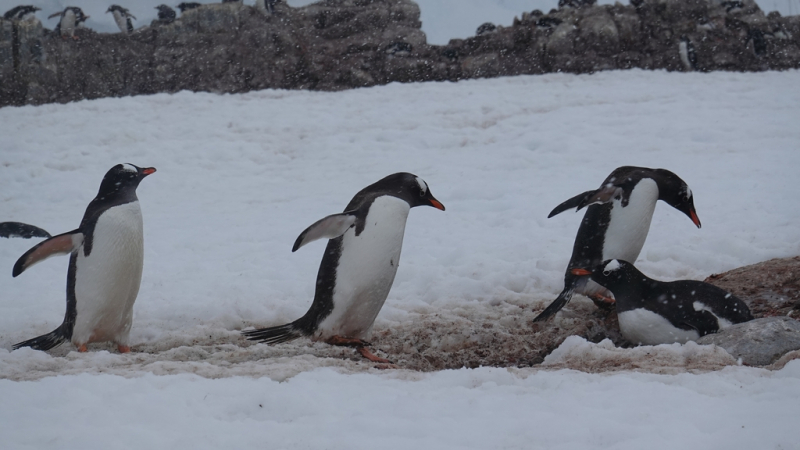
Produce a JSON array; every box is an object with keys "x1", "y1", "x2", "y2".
[
  {"x1": 244, "y1": 172, "x2": 445, "y2": 363},
  {"x1": 48, "y1": 7, "x2": 89, "y2": 40},
  {"x1": 106, "y1": 5, "x2": 136, "y2": 34},
  {"x1": 533, "y1": 166, "x2": 701, "y2": 322},
  {"x1": 0, "y1": 222, "x2": 50, "y2": 239},
  {"x1": 573, "y1": 259, "x2": 753, "y2": 345},
  {"x1": 12, "y1": 164, "x2": 156, "y2": 353}
]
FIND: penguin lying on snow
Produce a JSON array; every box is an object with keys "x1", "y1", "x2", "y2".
[
  {"x1": 12, "y1": 164, "x2": 156, "y2": 353},
  {"x1": 0, "y1": 222, "x2": 50, "y2": 239},
  {"x1": 244, "y1": 173, "x2": 445, "y2": 363},
  {"x1": 106, "y1": 5, "x2": 136, "y2": 34},
  {"x1": 48, "y1": 7, "x2": 89, "y2": 40},
  {"x1": 533, "y1": 166, "x2": 701, "y2": 322},
  {"x1": 573, "y1": 259, "x2": 753, "y2": 345},
  {"x1": 4, "y1": 5, "x2": 40, "y2": 22}
]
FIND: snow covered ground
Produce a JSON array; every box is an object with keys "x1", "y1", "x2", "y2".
[
  {"x1": 12, "y1": 0, "x2": 800, "y2": 44},
  {"x1": 2, "y1": 70, "x2": 800, "y2": 447}
]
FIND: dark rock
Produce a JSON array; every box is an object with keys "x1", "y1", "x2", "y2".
[{"x1": 697, "y1": 317, "x2": 800, "y2": 366}]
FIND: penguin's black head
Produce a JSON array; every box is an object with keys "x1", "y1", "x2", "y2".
[
  {"x1": 653, "y1": 169, "x2": 701, "y2": 228},
  {"x1": 375, "y1": 172, "x2": 445, "y2": 211},
  {"x1": 96, "y1": 163, "x2": 156, "y2": 199},
  {"x1": 572, "y1": 259, "x2": 640, "y2": 292}
]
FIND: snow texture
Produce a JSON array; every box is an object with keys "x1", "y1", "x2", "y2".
[{"x1": 1, "y1": 70, "x2": 800, "y2": 447}]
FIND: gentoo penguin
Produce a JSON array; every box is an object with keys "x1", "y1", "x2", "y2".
[
  {"x1": 536, "y1": 17, "x2": 562, "y2": 28},
  {"x1": 678, "y1": 35, "x2": 697, "y2": 71},
  {"x1": 48, "y1": 7, "x2": 89, "y2": 40},
  {"x1": 12, "y1": 164, "x2": 155, "y2": 353},
  {"x1": 747, "y1": 29, "x2": 767, "y2": 57},
  {"x1": 533, "y1": 166, "x2": 701, "y2": 322},
  {"x1": 177, "y1": 2, "x2": 202, "y2": 13},
  {"x1": 155, "y1": 5, "x2": 176, "y2": 24},
  {"x1": 720, "y1": 1, "x2": 744, "y2": 13},
  {"x1": 574, "y1": 259, "x2": 753, "y2": 345},
  {"x1": 254, "y1": 0, "x2": 278, "y2": 14},
  {"x1": 558, "y1": 0, "x2": 597, "y2": 9},
  {"x1": 106, "y1": 5, "x2": 136, "y2": 34},
  {"x1": 3, "y1": 5, "x2": 40, "y2": 22},
  {"x1": 0, "y1": 222, "x2": 50, "y2": 239},
  {"x1": 243, "y1": 173, "x2": 445, "y2": 362},
  {"x1": 475, "y1": 22, "x2": 496, "y2": 36},
  {"x1": 384, "y1": 42, "x2": 412, "y2": 56}
]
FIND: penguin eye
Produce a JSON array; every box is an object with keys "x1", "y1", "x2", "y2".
[
  {"x1": 603, "y1": 270, "x2": 611, "y2": 276},
  {"x1": 419, "y1": 190, "x2": 425, "y2": 197}
]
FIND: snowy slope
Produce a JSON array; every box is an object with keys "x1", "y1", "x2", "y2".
[
  {"x1": 1, "y1": 71, "x2": 799, "y2": 447},
  {"x1": 9, "y1": 0, "x2": 798, "y2": 44}
]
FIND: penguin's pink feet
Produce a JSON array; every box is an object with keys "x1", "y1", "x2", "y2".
[
  {"x1": 77, "y1": 344, "x2": 88, "y2": 352},
  {"x1": 357, "y1": 346, "x2": 393, "y2": 364},
  {"x1": 589, "y1": 293, "x2": 616, "y2": 311},
  {"x1": 117, "y1": 345, "x2": 130, "y2": 354},
  {"x1": 326, "y1": 335, "x2": 371, "y2": 347}
]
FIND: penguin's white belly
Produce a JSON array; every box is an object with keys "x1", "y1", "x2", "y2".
[
  {"x1": 315, "y1": 197, "x2": 410, "y2": 340},
  {"x1": 618, "y1": 308, "x2": 700, "y2": 346},
  {"x1": 61, "y1": 11, "x2": 76, "y2": 36},
  {"x1": 72, "y1": 201, "x2": 144, "y2": 346},
  {"x1": 112, "y1": 11, "x2": 127, "y2": 33},
  {"x1": 601, "y1": 178, "x2": 659, "y2": 263},
  {"x1": 679, "y1": 41, "x2": 691, "y2": 69}
]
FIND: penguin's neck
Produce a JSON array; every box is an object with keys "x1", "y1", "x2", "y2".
[{"x1": 601, "y1": 178, "x2": 659, "y2": 262}]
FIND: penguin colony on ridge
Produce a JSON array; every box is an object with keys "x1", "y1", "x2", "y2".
[
  {"x1": 533, "y1": 166, "x2": 701, "y2": 323},
  {"x1": 6, "y1": 165, "x2": 752, "y2": 355},
  {"x1": 243, "y1": 173, "x2": 445, "y2": 363},
  {"x1": 12, "y1": 164, "x2": 155, "y2": 353},
  {"x1": 573, "y1": 260, "x2": 753, "y2": 345}
]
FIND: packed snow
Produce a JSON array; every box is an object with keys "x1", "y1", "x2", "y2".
[
  {"x1": 10, "y1": 0, "x2": 799, "y2": 44},
  {"x1": 2, "y1": 70, "x2": 800, "y2": 447}
]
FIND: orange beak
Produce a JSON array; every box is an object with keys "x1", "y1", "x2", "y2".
[
  {"x1": 429, "y1": 198, "x2": 445, "y2": 211},
  {"x1": 142, "y1": 167, "x2": 157, "y2": 176},
  {"x1": 690, "y1": 209, "x2": 701, "y2": 228},
  {"x1": 570, "y1": 268, "x2": 592, "y2": 276}
]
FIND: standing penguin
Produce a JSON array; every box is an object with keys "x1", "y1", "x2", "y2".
[
  {"x1": 243, "y1": 173, "x2": 445, "y2": 362},
  {"x1": 679, "y1": 35, "x2": 697, "y2": 71},
  {"x1": 573, "y1": 259, "x2": 753, "y2": 345},
  {"x1": 533, "y1": 166, "x2": 701, "y2": 322},
  {"x1": 4, "y1": 5, "x2": 41, "y2": 22},
  {"x1": 48, "y1": 7, "x2": 89, "y2": 40},
  {"x1": 155, "y1": 5, "x2": 176, "y2": 24},
  {"x1": 106, "y1": 5, "x2": 136, "y2": 34},
  {"x1": 12, "y1": 164, "x2": 156, "y2": 353},
  {"x1": 254, "y1": 0, "x2": 278, "y2": 14}
]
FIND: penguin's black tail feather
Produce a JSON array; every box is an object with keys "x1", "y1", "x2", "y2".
[
  {"x1": 532, "y1": 287, "x2": 575, "y2": 323},
  {"x1": 242, "y1": 321, "x2": 307, "y2": 345},
  {"x1": 13, "y1": 324, "x2": 69, "y2": 351}
]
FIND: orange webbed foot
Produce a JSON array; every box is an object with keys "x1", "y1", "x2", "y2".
[
  {"x1": 326, "y1": 335, "x2": 370, "y2": 347},
  {"x1": 357, "y1": 346, "x2": 393, "y2": 364},
  {"x1": 117, "y1": 345, "x2": 130, "y2": 354},
  {"x1": 77, "y1": 344, "x2": 88, "y2": 352}
]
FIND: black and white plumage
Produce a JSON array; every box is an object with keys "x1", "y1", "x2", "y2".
[
  {"x1": 106, "y1": 5, "x2": 136, "y2": 34},
  {"x1": 48, "y1": 7, "x2": 89, "y2": 40},
  {"x1": 0, "y1": 222, "x2": 51, "y2": 239},
  {"x1": 720, "y1": 1, "x2": 744, "y2": 13},
  {"x1": 243, "y1": 173, "x2": 445, "y2": 362},
  {"x1": 384, "y1": 42, "x2": 413, "y2": 56},
  {"x1": 12, "y1": 164, "x2": 155, "y2": 353},
  {"x1": 558, "y1": 0, "x2": 597, "y2": 9},
  {"x1": 679, "y1": 35, "x2": 698, "y2": 71},
  {"x1": 533, "y1": 166, "x2": 701, "y2": 323},
  {"x1": 536, "y1": 17, "x2": 562, "y2": 29},
  {"x1": 177, "y1": 2, "x2": 202, "y2": 13},
  {"x1": 747, "y1": 29, "x2": 768, "y2": 57},
  {"x1": 155, "y1": 5, "x2": 176, "y2": 23},
  {"x1": 4, "y1": 5, "x2": 40, "y2": 21},
  {"x1": 575, "y1": 259, "x2": 753, "y2": 345},
  {"x1": 254, "y1": 0, "x2": 279, "y2": 14},
  {"x1": 476, "y1": 22, "x2": 496, "y2": 36}
]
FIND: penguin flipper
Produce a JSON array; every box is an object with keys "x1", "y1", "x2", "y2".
[
  {"x1": 532, "y1": 286, "x2": 575, "y2": 322},
  {"x1": 292, "y1": 211, "x2": 357, "y2": 252},
  {"x1": 12, "y1": 229, "x2": 83, "y2": 277},
  {"x1": 0, "y1": 222, "x2": 52, "y2": 239},
  {"x1": 13, "y1": 323, "x2": 69, "y2": 351},
  {"x1": 548, "y1": 190, "x2": 596, "y2": 218},
  {"x1": 575, "y1": 185, "x2": 624, "y2": 211},
  {"x1": 679, "y1": 310, "x2": 721, "y2": 337},
  {"x1": 242, "y1": 322, "x2": 305, "y2": 345}
]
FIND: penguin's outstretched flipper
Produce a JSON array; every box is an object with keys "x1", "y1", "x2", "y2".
[
  {"x1": 0, "y1": 222, "x2": 51, "y2": 239},
  {"x1": 242, "y1": 321, "x2": 306, "y2": 345},
  {"x1": 13, "y1": 323, "x2": 70, "y2": 351},
  {"x1": 12, "y1": 230, "x2": 83, "y2": 277},
  {"x1": 533, "y1": 286, "x2": 575, "y2": 322},
  {"x1": 292, "y1": 211, "x2": 357, "y2": 252},
  {"x1": 548, "y1": 190, "x2": 596, "y2": 218}
]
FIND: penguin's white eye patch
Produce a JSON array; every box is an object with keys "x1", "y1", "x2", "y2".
[
  {"x1": 120, "y1": 163, "x2": 137, "y2": 173},
  {"x1": 415, "y1": 177, "x2": 428, "y2": 196},
  {"x1": 603, "y1": 259, "x2": 621, "y2": 273}
]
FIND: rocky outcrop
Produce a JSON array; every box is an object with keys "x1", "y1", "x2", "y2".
[
  {"x1": 2, "y1": 0, "x2": 800, "y2": 106},
  {"x1": 1, "y1": 0, "x2": 799, "y2": 106},
  {"x1": 696, "y1": 317, "x2": 800, "y2": 365}
]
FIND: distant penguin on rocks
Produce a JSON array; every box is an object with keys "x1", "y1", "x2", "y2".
[
  {"x1": 155, "y1": 5, "x2": 176, "y2": 24},
  {"x1": 48, "y1": 7, "x2": 89, "y2": 40},
  {"x1": 384, "y1": 42, "x2": 412, "y2": 56},
  {"x1": 177, "y1": 2, "x2": 202, "y2": 13},
  {"x1": 243, "y1": 173, "x2": 445, "y2": 363},
  {"x1": 536, "y1": 17, "x2": 562, "y2": 28},
  {"x1": 12, "y1": 164, "x2": 155, "y2": 353},
  {"x1": 4, "y1": 5, "x2": 40, "y2": 22},
  {"x1": 254, "y1": 0, "x2": 278, "y2": 14},
  {"x1": 558, "y1": 0, "x2": 597, "y2": 9},
  {"x1": 747, "y1": 29, "x2": 768, "y2": 57},
  {"x1": 475, "y1": 22, "x2": 496, "y2": 36},
  {"x1": 533, "y1": 166, "x2": 701, "y2": 323},
  {"x1": 573, "y1": 259, "x2": 753, "y2": 345},
  {"x1": 721, "y1": 0, "x2": 744, "y2": 13},
  {"x1": 679, "y1": 35, "x2": 698, "y2": 71},
  {"x1": 0, "y1": 222, "x2": 50, "y2": 239},
  {"x1": 106, "y1": 5, "x2": 136, "y2": 34}
]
